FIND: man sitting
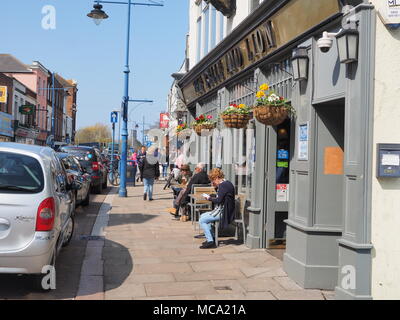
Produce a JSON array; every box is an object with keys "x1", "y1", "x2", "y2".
[{"x1": 170, "y1": 163, "x2": 210, "y2": 219}]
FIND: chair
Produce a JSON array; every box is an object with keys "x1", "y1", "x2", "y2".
[
  {"x1": 188, "y1": 186, "x2": 214, "y2": 226},
  {"x1": 213, "y1": 193, "x2": 246, "y2": 247},
  {"x1": 234, "y1": 193, "x2": 247, "y2": 243}
]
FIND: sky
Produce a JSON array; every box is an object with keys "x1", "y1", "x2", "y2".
[{"x1": 1, "y1": 0, "x2": 188, "y2": 137}]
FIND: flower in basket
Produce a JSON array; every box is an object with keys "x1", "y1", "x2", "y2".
[
  {"x1": 176, "y1": 123, "x2": 188, "y2": 133},
  {"x1": 222, "y1": 103, "x2": 251, "y2": 115},
  {"x1": 192, "y1": 114, "x2": 216, "y2": 127},
  {"x1": 254, "y1": 83, "x2": 295, "y2": 116}
]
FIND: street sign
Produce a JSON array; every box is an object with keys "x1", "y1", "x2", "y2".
[
  {"x1": 111, "y1": 111, "x2": 118, "y2": 124},
  {"x1": 160, "y1": 113, "x2": 170, "y2": 129}
]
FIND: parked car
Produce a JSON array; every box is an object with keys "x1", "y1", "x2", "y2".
[
  {"x1": 59, "y1": 146, "x2": 107, "y2": 194},
  {"x1": 56, "y1": 153, "x2": 91, "y2": 209},
  {"x1": 0, "y1": 143, "x2": 79, "y2": 290}
]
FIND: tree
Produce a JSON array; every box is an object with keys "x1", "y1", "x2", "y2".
[{"x1": 75, "y1": 123, "x2": 111, "y2": 145}]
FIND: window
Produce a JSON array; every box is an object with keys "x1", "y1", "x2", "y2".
[
  {"x1": 228, "y1": 77, "x2": 256, "y2": 198},
  {"x1": 0, "y1": 152, "x2": 44, "y2": 193},
  {"x1": 196, "y1": 1, "x2": 224, "y2": 62}
]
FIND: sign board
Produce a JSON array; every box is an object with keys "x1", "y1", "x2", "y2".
[
  {"x1": 160, "y1": 113, "x2": 170, "y2": 129},
  {"x1": 378, "y1": 0, "x2": 400, "y2": 27},
  {"x1": 0, "y1": 111, "x2": 13, "y2": 137},
  {"x1": 276, "y1": 184, "x2": 289, "y2": 202},
  {"x1": 19, "y1": 105, "x2": 34, "y2": 115},
  {"x1": 111, "y1": 111, "x2": 118, "y2": 124},
  {"x1": 0, "y1": 86, "x2": 7, "y2": 104},
  {"x1": 298, "y1": 123, "x2": 309, "y2": 161},
  {"x1": 377, "y1": 143, "x2": 400, "y2": 178},
  {"x1": 180, "y1": 0, "x2": 340, "y2": 105}
]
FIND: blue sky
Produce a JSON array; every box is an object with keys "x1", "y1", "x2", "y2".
[{"x1": 1, "y1": 0, "x2": 188, "y2": 134}]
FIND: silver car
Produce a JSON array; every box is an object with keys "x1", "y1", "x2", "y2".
[{"x1": 0, "y1": 143, "x2": 78, "y2": 289}]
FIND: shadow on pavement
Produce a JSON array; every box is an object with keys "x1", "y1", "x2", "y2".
[
  {"x1": 107, "y1": 213, "x2": 157, "y2": 226},
  {"x1": 103, "y1": 239, "x2": 133, "y2": 292}
]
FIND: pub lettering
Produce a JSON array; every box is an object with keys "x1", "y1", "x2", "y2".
[{"x1": 192, "y1": 20, "x2": 276, "y2": 95}]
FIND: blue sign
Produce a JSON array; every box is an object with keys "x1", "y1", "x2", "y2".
[
  {"x1": 277, "y1": 149, "x2": 289, "y2": 160},
  {"x1": 111, "y1": 112, "x2": 118, "y2": 124},
  {"x1": 0, "y1": 112, "x2": 14, "y2": 138}
]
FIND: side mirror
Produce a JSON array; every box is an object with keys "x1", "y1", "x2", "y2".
[{"x1": 67, "y1": 180, "x2": 82, "y2": 191}]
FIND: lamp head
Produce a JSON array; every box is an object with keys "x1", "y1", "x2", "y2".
[{"x1": 87, "y1": 3, "x2": 109, "y2": 25}]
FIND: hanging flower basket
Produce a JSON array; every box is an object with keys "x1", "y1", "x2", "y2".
[
  {"x1": 191, "y1": 114, "x2": 217, "y2": 136},
  {"x1": 253, "y1": 104, "x2": 288, "y2": 126},
  {"x1": 221, "y1": 113, "x2": 251, "y2": 129},
  {"x1": 253, "y1": 83, "x2": 295, "y2": 126},
  {"x1": 220, "y1": 103, "x2": 252, "y2": 129},
  {"x1": 193, "y1": 123, "x2": 216, "y2": 136}
]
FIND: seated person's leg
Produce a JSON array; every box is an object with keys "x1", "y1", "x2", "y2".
[{"x1": 199, "y1": 212, "x2": 220, "y2": 243}]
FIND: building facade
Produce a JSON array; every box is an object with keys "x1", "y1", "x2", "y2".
[
  {"x1": 0, "y1": 73, "x2": 14, "y2": 142},
  {"x1": 173, "y1": 0, "x2": 400, "y2": 299}
]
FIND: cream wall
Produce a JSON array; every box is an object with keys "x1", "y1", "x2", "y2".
[{"x1": 370, "y1": 0, "x2": 400, "y2": 300}]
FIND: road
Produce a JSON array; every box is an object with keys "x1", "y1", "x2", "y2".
[{"x1": 0, "y1": 188, "x2": 108, "y2": 300}]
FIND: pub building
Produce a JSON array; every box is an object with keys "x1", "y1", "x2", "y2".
[{"x1": 176, "y1": 0, "x2": 393, "y2": 299}]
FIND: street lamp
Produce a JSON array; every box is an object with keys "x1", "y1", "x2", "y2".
[
  {"x1": 336, "y1": 28, "x2": 359, "y2": 64},
  {"x1": 291, "y1": 47, "x2": 309, "y2": 81},
  {"x1": 87, "y1": 0, "x2": 162, "y2": 198},
  {"x1": 87, "y1": 3, "x2": 109, "y2": 25}
]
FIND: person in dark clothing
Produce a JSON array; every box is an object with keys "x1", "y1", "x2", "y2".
[
  {"x1": 139, "y1": 148, "x2": 160, "y2": 201},
  {"x1": 199, "y1": 168, "x2": 235, "y2": 249},
  {"x1": 170, "y1": 163, "x2": 210, "y2": 218},
  {"x1": 137, "y1": 146, "x2": 147, "y2": 182}
]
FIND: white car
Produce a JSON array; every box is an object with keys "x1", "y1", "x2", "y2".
[{"x1": 0, "y1": 143, "x2": 78, "y2": 290}]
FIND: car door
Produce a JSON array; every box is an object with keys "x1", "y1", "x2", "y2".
[
  {"x1": 70, "y1": 157, "x2": 87, "y2": 202},
  {"x1": 52, "y1": 155, "x2": 72, "y2": 237}
]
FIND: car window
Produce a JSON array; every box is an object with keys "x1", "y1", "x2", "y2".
[
  {"x1": 53, "y1": 155, "x2": 68, "y2": 193},
  {"x1": 0, "y1": 152, "x2": 44, "y2": 193}
]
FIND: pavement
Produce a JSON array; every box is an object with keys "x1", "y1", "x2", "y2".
[{"x1": 76, "y1": 182, "x2": 335, "y2": 300}]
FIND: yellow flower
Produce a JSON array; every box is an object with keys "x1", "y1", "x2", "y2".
[
  {"x1": 239, "y1": 104, "x2": 246, "y2": 109},
  {"x1": 256, "y1": 91, "x2": 266, "y2": 98},
  {"x1": 259, "y1": 84, "x2": 269, "y2": 91}
]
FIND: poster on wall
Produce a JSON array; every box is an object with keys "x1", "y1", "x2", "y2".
[
  {"x1": 298, "y1": 123, "x2": 309, "y2": 161},
  {"x1": 276, "y1": 184, "x2": 289, "y2": 202}
]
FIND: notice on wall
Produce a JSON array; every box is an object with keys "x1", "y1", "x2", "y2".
[
  {"x1": 387, "y1": 0, "x2": 400, "y2": 19},
  {"x1": 276, "y1": 184, "x2": 289, "y2": 202},
  {"x1": 324, "y1": 146, "x2": 344, "y2": 175},
  {"x1": 382, "y1": 153, "x2": 400, "y2": 166},
  {"x1": 298, "y1": 123, "x2": 309, "y2": 161}
]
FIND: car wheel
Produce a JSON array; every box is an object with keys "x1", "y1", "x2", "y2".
[
  {"x1": 102, "y1": 175, "x2": 107, "y2": 189},
  {"x1": 62, "y1": 216, "x2": 74, "y2": 247},
  {"x1": 82, "y1": 190, "x2": 90, "y2": 206},
  {"x1": 94, "y1": 181, "x2": 103, "y2": 194}
]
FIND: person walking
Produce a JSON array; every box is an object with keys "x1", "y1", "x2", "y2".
[
  {"x1": 131, "y1": 151, "x2": 138, "y2": 187},
  {"x1": 137, "y1": 146, "x2": 147, "y2": 183},
  {"x1": 139, "y1": 146, "x2": 160, "y2": 201},
  {"x1": 198, "y1": 168, "x2": 235, "y2": 249}
]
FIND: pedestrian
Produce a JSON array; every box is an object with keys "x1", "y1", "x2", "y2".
[
  {"x1": 131, "y1": 150, "x2": 138, "y2": 187},
  {"x1": 139, "y1": 146, "x2": 160, "y2": 201},
  {"x1": 137, "y1": 146, "x2": 147, "y2": 182},
  {"x1": 198, "y1": 168, "x2": 235, "y2": 249}
]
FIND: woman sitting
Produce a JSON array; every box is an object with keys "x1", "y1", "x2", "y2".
[{"x1": 199, "y1": 168, "x2": 235, "y2": 249}]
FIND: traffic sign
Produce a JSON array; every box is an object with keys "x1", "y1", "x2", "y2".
[{"x1": 111, "y1": 111, "x2": 118, "y2": 124}]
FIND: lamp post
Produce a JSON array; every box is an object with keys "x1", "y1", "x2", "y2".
[
  {"x1": 38, "y1": 73, "x2": 74, "y2": 148},
  {"x1": 87, "y1": 0, "x2": 162, "y2": 197}
]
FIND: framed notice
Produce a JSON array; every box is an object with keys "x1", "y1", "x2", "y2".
[{"x1": 298, "y1": 123, "x2": 309, "y2": 161}]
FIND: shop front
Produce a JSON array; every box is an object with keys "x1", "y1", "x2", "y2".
[
  {"x1": 179, "y1": 0, "x2": 375, "y2": 299},
  {"x1": 15, "y1": 126, "x2": 38, "y2": 145},
  {"x1": 0, "y1": 111, "x2": 14, "y2": 142}
]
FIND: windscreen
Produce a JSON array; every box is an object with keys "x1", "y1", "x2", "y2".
[{"x1": 0, "y1": 152, "x2": 44, "y2": 193}]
